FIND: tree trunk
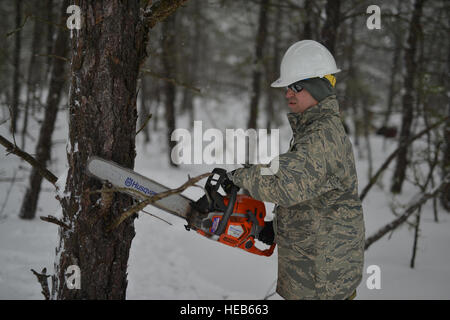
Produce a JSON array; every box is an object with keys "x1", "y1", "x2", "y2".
[
  {"x1": 45, "y1": 0, "x2": 54, "y2": 81},
  {"x1": 247, "y1": 0, "x2": 269, "y2": 130},
  {"x1": 161, "y1": 13, "x2": 178, "y2": 167},
  {"x1": 10, "y1": 0, "x2": 23, "y2": 134},
  {"x1": 150, "y1": 80, "x2": 161, "y2": 133},
  {"x1": 51, "y1": 0, "x2": 146, "y2": 299},
  {"x1": 19, "y1": 0, "x2": 69, "y2": 220},
  {"x1": 391, "y1": 0, "x2": 425, "y2": 194},
  {"x1": 49, "y1": 0, "x2": 187, "y2": 300},
  {"x1": 139, "y1": 76, "x2": 151, "y2": 143},
  {"x1": 51, "y1": 0, "x2": 141, "y2": 300},
  {"x1": 303, "y1": 0, "x2": 313, "y2": 39},
  {"x1": 441, "y1": 44, "x2": 450, "y2": 211},
  {"x1": 320, "y1": 0, "x2": 341, "y2": 55},
  {"x1": 410, "y1": 210, "x2": 421, "y2": 268},
  {"x1": 381, "y1": 0, "x2": 403, "y2": 135},
  {"x1": 21, "y1": 8, "x2": 44, "y2": 149},
  {"x1": 343, "y1": 17, "x2": 359, "y2": 148},
  {"x1": 180, "y1": 0, "x2": 201, "y2": 128},
  {"x1": 265, "y1": 1, "x2": 282, "y2": 132}
]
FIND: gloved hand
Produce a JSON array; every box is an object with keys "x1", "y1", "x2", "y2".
[
  {"x1": 220, "y1": 169, "x2": 239, "y2": 194},
  {"x1": 258, "y1": 221, "x2": 274, "y2": 245}
]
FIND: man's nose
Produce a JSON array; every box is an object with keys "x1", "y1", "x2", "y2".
[{"x1": 285, "y1": 88, "x2": 294, "y2": 98}]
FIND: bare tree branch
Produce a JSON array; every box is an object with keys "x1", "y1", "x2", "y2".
[
  {"x1": 107, "y1": 172, "x2": 210, "y2": 231},
  {"x1": 30, "y1": 268, "x2": 50, "y2": 300},
  {"x1": 0, "y1": 134, "x2": 58, "y2": 185},
  {"x1": 359, "y1": 116, "x2": 449, "y2": 201},
  {"x1": 5, "y1": 14, "x2": 31, "y2": 37},
  {"x1": 40, "y1": 215, "x2": 71, "y2": 230},
  {"x1": 136, "y1": 113, "x2": 152, "y2": 136},
  {"x1": 35, "y1": 53, "x2": 69, "y2": 62},
  {"x1": 365, "y1": 175, "x2": 449, "y2": 251},
  {"x1": 141, "y1": 68, "x2": 202, "y2": 94},
  {"x1": 141, "y1": 209, "x2": 173, "y2": 226}
]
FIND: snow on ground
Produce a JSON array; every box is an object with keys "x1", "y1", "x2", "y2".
[{"x1": 0, "y1": 99, "x2": 449, "y2": 300}]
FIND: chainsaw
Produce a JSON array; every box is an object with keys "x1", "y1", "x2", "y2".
[{"x1": 86, "y1": 156, "x2": 276, "y2": 257}]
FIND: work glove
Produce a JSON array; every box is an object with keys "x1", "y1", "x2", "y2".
[{"x1": 258, "y1": 221, "x2": 274, "y2": 245}]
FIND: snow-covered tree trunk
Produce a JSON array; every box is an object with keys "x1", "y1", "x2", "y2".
[
  {"x1": 51, "y1": 0, "x2": 144, "y2": 299},
  {"x1": 51, "y1": 0, "x2": 188, "y2": 300}
]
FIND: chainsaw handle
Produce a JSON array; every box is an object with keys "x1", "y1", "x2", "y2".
[
  {"x1": 214, "y1": 184, "x2": 238, "y2": 236},
  {"x1": 205, "y1": 168, "x2": 230, "y2": 212},
  {"x1": 206, "y1": 168, "x2": 230, "y2": 193},
  {"x1": 245, "y1": 238, "x2": 276, "y2": 257},
  {"x1": 205, "y1": 168, "x2": 239, "y2": 237}
]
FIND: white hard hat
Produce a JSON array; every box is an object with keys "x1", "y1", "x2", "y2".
[{"x1": 271, "y1": 40, "x2": 341, "y2": 87}]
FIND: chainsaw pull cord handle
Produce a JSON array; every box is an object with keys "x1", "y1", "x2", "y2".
[{"x1": 214, "y1": 184, "x2": 238, "y2": 236}]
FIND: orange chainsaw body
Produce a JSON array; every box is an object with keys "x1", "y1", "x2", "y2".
[{"x1": 196, "y1": 194, "x2": 276, "y2": 257}]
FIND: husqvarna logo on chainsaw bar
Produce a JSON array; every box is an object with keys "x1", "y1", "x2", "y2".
[{"x1": 124, "y1": 177, "x2": 157, "y2": 197}]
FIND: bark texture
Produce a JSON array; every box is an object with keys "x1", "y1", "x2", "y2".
[{"x1": 52, "y1": 0, "x2": 144, "y2": 299}]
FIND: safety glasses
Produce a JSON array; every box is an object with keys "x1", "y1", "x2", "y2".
[{"x1": 287, "y1": 80, "x2": 305, "y2": 93}]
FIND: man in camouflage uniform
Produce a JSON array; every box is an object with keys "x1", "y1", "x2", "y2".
[{"x1": 225, "y1": 41, "x2": 365, "y2": 300}]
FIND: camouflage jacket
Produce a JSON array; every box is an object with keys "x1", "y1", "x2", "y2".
[{"x1": 231, "y1": 95, "x2": 365, "y2": 300}]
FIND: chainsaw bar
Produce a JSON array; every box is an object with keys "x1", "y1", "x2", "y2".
[
  {"x1": 86, "y1": 156, "x2": 276, "y2": 257},
  {"x1": 86, "y1": 156, "x2": 204, "y2": 227}
]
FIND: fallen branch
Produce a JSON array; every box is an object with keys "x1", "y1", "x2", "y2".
[
  {"x1": 365, "y1": 175, "x2": 449, "y2": 250},
  {"x1": 30, "y1": 268, "x2": 51, "y2": 300},
  {"x1": 107, "y1": 172, "x2": 210, "y2": 231},
  {"x1": 0, "y1": 134, "x2": 58, "y2": 185}
]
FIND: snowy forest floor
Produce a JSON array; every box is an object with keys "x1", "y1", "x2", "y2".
[{"x1": 1, "y1": 99, "x2": 449, "y2": 300}]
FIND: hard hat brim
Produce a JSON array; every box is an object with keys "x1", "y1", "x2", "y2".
[
  {"x1": 271, "y1": 69, "x2": 341, "y2": 88},
  {"x1": 270, "y1": 78, "x2": 290, "y2": 87}
]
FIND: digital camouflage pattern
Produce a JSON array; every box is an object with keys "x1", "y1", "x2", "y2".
[{"x1": 231, "y1": 95, "x2": 365, "y2": 300}]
